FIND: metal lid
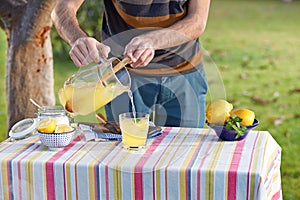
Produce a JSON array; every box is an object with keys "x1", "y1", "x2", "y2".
[{"x1": 9, "y1": 118, "x2": 37, "y2": 139}]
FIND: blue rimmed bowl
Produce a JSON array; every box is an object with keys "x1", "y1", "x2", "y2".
[{"x1": 206, "y1": 119, "x2": 259, "y2": 141}]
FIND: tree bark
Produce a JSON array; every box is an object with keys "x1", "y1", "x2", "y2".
[{"x1": 0, "y1": 0, "x2": 58, "y2": 136}]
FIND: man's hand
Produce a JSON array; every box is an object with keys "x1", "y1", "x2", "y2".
[
  {"x1": 124, "y1": 36, "x2": 155, "y2": 68},
  {"x1": 70, "y1": 37, "x2": 111, "y2": 67}
]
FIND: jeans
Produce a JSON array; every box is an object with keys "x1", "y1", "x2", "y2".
[{"x1": 105, "y1": 67, "x2": 208, "y2": 128}]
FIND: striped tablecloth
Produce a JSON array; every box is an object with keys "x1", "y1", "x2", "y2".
[{"x1": 0, "y1": 127, "x2": 282, "y2": 200}]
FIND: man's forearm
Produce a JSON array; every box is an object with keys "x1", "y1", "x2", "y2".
[{"x1": 51, "y1": 1, "x2": 87, "y2": 45}]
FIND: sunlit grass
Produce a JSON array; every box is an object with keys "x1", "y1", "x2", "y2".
[
  {"x1": 0, "y1": 30, "x2": 7, "y2": 141},
  {"x1": 202, "y1": 1, "x2": 300, "y2": 198}
]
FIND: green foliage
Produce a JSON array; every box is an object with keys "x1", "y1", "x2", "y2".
[
  {"x1": 225, "y1": 115, "x2": 247, "y2": 139},
  {"x1": 77, "y1": 1, "x2": 104, "y2": 40},
  {"x1": 51, "y1": 0, "x2": 104, "y2": 57}
]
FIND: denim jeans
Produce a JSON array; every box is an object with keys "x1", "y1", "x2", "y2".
[{"x1": 105, "y1": 67, "x2": 208, "y2": 128}]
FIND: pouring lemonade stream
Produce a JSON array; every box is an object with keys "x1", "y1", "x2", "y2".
[{"x1": 58, "y1": 56, "x2": 152, "y2": 150}]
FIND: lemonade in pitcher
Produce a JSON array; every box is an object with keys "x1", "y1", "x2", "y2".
[{"x1": 58, "y1": 58, "x2": 131, "y2": 116}]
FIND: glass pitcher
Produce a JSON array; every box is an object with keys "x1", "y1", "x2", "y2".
[{"x1": 58, "y1": 57, "x2": 131, "y2": 116}]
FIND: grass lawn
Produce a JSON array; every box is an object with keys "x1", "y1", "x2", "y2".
[
  {"x1": 202, "y1": 1, "x2": 300, "y2": 199},
  {"x1": 0, "y1": 30, "x2": 6, "y2": 140},
  {"x1": 0, "y1": 0, "x2": 299, "y2": 198}
]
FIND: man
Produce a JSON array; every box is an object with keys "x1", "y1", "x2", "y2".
[{"x1": 52, "y1": 0, "x2": 211, "y2": 127}]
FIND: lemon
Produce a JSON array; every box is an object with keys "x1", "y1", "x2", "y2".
[
  {"x1": 37, "y1": 118, "x2": 56, "y2": 133},
  {"x1": 55, "y1": 124, "x2": 74, "y2": 133},
  {"x1": 206, "y1": 99, "x2": 233, "y2": 124},
  {"x1": 230, "y1": 109, "x2": 255, "y2": 126}
]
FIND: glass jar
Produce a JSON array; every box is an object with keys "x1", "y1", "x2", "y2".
[{"x1": 37, "y1": 106, "x2": 70, "y2": 125}]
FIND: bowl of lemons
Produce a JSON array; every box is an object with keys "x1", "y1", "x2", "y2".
[
  {"x1": 37, "y1": 118, "x2": 75, "y2": 150},
  {"x1": 206, "y1": 99, "x2": 259, "y2": 141}
]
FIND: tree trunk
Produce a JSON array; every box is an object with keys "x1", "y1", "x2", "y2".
[{"x1": 0, "y1": 0, "x2": 57, "y2": 136}]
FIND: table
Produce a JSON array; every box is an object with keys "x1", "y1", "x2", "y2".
[{"x1": 0, "y1": 127, "x2": 282, "y2": 200}]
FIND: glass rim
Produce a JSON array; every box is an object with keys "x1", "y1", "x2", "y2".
[
  {"x1": 38, "y1": 106, "x2": 65, "y2": 111},
  {"x1": 119, "y1": 112, "x2": 149, "y2": 118}
]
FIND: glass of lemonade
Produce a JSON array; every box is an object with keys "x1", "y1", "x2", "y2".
[{"x1": 119, "y1": 112, "x2": 150, "y2": 151}]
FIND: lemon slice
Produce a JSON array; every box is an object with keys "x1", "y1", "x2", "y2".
[
  {"x1": 55, "y1": 124, "x2": 74, "y2": 133},
  {"x1": 37, "y1": 118, "x2": 56, "y2": 133}
]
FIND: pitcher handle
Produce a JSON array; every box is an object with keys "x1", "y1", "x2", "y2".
[{"x1": 98, "y1": 57, "x2": 131, "y2": 84}]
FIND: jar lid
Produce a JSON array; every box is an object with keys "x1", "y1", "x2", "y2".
[
  {"x1": 37, "y1": 106, "x2": 67, "y2": 116},
  {"x1": 38, "y1": 106, "x2": 65, "y2": 113},
  {"x1": 9, "y1": 118, "x2": 37, "y2": 139}
]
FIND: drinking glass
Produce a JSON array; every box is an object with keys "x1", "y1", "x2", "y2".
[{"x1": 119, "y1": 112, "x2": 150, "y2": 151}]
